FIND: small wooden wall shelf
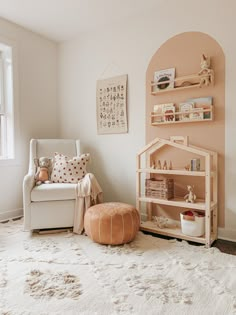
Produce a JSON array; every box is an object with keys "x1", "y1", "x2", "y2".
[
  {"x1": 151, "y1": 105, "x2": 213, "y2": 125},
  {"x1": 151, "y1": 72, "x2": 214, "y2": 95}
]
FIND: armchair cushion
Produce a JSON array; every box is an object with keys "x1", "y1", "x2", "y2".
[
  {"x1": 51, "y1": 153, "x2": 90, "y2": 183},
  {"x1": 31, "y1": 183, "x2": 77, "y2": 202}
]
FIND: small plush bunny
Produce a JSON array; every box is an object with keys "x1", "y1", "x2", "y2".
[
  {"x1": 198, "y1": 54, "x2": 214, "y2": 87},
  {"x1": 184, "y1": 185, "x2": 197, "y2": 203}
]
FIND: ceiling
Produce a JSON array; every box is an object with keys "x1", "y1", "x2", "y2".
[{"x1": 0, "y1": 0, "x2": 162, "y2": 42}]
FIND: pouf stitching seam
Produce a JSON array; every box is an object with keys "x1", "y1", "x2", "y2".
[{"x1": 121, "y1": 213, "x2": 124, "y2": 243}]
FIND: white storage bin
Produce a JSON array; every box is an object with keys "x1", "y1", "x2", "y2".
[{"x1": 180, "y1": 211, "x2": 205, "y2": 237}]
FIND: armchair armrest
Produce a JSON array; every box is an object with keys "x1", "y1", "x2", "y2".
[{"x1": 23, "y1": 171, "x2": 35, "y2": 231}]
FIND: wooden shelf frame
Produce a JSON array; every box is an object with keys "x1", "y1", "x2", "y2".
[
  {"x1": 151, "y1": 71, "x2": 214, "y2": 95},
  {"x1": 136, "y1": 136, "x2": 218, "y2": 248},
  {"x1": 137, "y1": 168, "x2": 216, "y2": 177},
  {"x1": 151, "y1": 106, "x2": 213, "y2": 125},
  {"x1": 138, "y1": 196, "x2": 217, "y2": 211}
]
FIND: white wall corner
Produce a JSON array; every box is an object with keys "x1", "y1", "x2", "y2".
[
  {"x1": 218, "y1": 227, "x2": 236, "y2": 242},
  {"x1": 0, "y1": 208, "x2": 23, "y2": 222}
]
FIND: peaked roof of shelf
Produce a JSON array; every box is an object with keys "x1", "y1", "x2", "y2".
[{"x1": 137, "y1": 137, "x2": 216, "y2": 157}]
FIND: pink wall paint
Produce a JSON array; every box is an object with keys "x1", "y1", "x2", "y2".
[{"x1": 146, "y1": 32, "x2": 225, "y2": 227}]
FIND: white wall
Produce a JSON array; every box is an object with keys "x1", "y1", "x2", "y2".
[
  {"x1": 0, "y1": 17, "x2": 59, "y2": 219},
  {"x1": 58, "y1": 0, "x2": 236, "y2": 240}
]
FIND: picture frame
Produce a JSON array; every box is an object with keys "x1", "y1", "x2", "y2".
[
  {"x1": 96, "y1": 74, "x2": 128, "y2": 134},
  {"x1": 154, "y1": 68, "x2": 175, "y2": 91}
]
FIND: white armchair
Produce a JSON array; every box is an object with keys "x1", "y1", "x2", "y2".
[{"x1": 23, "y1": 139, "x2": 80, "y2": 231}]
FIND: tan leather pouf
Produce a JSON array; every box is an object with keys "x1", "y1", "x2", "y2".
[{"x1": 84, "y1": 202, "x2": 140, "y2": 245}]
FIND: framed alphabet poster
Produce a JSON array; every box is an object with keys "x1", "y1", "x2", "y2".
[{"x1": 96, "y1": 74, "x2": 128, "y2": 134}]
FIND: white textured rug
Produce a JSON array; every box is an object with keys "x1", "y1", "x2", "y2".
[{"x1": 0, "y1": 219, "x2": 236, "y2": 315}]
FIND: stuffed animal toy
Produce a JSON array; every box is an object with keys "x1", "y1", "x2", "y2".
[
  {"x1": 34, "y1": 157, "x2": 52, "y2": 186},
  {"x1": 184, "y1": 185, "x2": 197, "y2": 203},
  {"x1": 198, "y1": 54, "x2": 214, "y2": 87}
]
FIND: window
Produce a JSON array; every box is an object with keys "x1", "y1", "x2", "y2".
[{"x1": 0, "y1": 42, "x2": 14, "y2": 160}]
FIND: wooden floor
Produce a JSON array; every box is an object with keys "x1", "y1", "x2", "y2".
[{"x1": 213, "y1": 239, "x2": 236, "y2": 255}]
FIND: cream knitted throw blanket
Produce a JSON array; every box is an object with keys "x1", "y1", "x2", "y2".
[{"x1": 73, "y1": 173, "x2": 103, "y2": 234}]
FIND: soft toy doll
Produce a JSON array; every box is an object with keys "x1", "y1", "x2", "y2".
[
  {"x1": 34, "y1": 157, "x2": 52, "y2": 186},
  {"x1": 198, "y1": 54, "x2": 214, "y2": 87},
  {"x1": 184, "y1": 185, "x2": 197, "y2": 203}
]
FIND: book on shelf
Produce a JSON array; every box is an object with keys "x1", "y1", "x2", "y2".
[
  {"x1": 153, "y1": 104, "x2": 164, "y2": 122},
  {"x1": 187, "y1": 96, "x2": 213, "y2": 119},
  {"x1": 154, "y1": 68, "x2": 175, "y2": 91},
  {"x1": 178, "y1": 102, "x2": 194, "y2": 121},
  {"x1": 162, "y1": 103, "x2": 175, "y2": 122},
  {"x1": 189, "y1": 108, "x2": 204, "y2": 120}
]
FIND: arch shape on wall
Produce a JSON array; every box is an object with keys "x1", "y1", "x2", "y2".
[{"x1": 145, "y1": 31, "x2": 225, "y2": 227}]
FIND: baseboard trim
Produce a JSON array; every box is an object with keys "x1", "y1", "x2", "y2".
[
  {"x1": 218, "y1": 227, "x2": 236, "y2": 242},
  {"x1": 0, "y1": 208, "x2": 23, "y2": 222}
]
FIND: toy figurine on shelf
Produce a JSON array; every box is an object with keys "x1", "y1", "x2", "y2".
[
  {"x1": 169, "y1": 161, "x2": 173, "y2": 170},
  {"x1": 151, "y1": 161, "x2": 156, "y2": 169},
  {"x1": 185, "y1": 164, "x2": 190, "y2": 171},
  {"x1": 163, "y1": 160, "x2": 167, "y2": 170},
  {"x1": 156, "y1": 160, "x2": 162, "y2": 170},
  {"x1": 198, "y1": 54, "x2": 214, "y2": 87},
  {"x1": 184, "y1": 185, "x2": 197, "y2": 203}
]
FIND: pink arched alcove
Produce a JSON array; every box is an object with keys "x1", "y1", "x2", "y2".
[{"x1": 146, "y1": 32, "x2": 225, "y2": 227}]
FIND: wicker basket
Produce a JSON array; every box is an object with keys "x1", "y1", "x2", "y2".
[{"x1": 145, "y1": 178, "x2": 174, "y2": 200}]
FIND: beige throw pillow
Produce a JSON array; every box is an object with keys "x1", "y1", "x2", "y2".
[{"x1": 51, "y1": 152, "x2": 90, "y2": 183}]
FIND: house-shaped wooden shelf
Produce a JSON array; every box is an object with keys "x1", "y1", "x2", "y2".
[{"x1": 136, "y1": 136, "x2": 218, "y2": 248}]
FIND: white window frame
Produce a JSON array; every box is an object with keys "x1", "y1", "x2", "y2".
[{"x1": 0, "y1": 38, "x2": 19, "y2": 166}]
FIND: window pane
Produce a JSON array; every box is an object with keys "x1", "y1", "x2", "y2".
[
  {"x1": 0, "y1": 56, "x2": 3, "y2": 113},
  {"x1": 0, "y1": 115, "x2": 4, "y2": 157},
  {"x1": 0, "y1": 116, "x2": 1, "y2": 156},
  {"x1": 0, "y1": 43, "x2": 14, "y2": 159}
]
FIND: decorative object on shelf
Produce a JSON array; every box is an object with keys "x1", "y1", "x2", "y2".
[
  {"x1": 184, "y1": 185, "x2": 197, "y2": 203},
  {"x1": 145, "y1": 178, "x2": 174, "y2": 200},
  {"x1": 179, "y1": 81, "x2": 193, "y2": 87},
  {"x1": 190, "y1": 158, "x2": 200, "y2": 171},
  {"x1": 163, "y1": 160, "x2": 167, "y2": 170},
  {"x1": 156, "y1": 159, "x2": 162, "y2": 169},
  {"x1": 184, "y1": 164, "x2": 190, "y2": 171},
  {"x1": 96, "y1": 74, "x2": 128, "y2": 135},
  {"x1": 169, "y1": 161, "x2": 173, "y2": 170},
  {"x1": 153, "y1": 216, "x2": 168, "y2": 229},
  {"x1": 198, "y1": 54, "x2": 214, "y2": 87},
  {"x1": 154, "y1": 68, "x2": 175, "y2": 91}
]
